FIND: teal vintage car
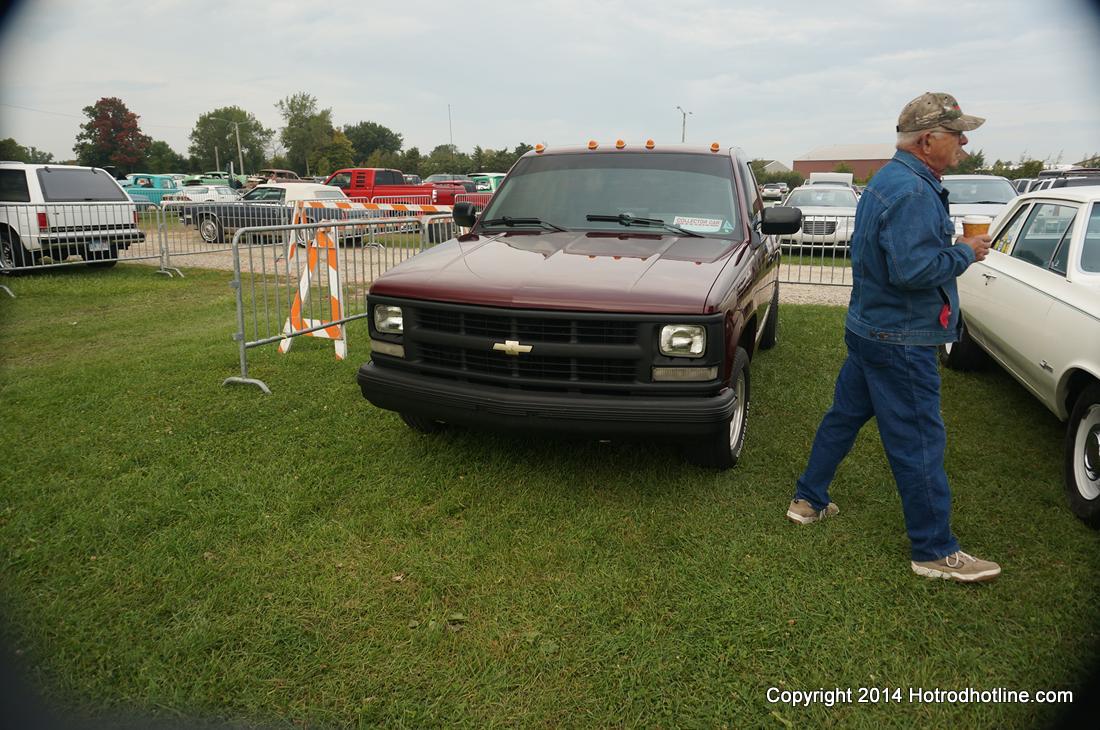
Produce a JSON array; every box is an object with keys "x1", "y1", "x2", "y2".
[
  {"x1": 122, "y1": 173, "x2": 180, "y2": 208},
  {"x1": 469, "y1": 172, "x2": 506, "y2": 193},
  {"x1": 182, "y1": 170, "x2": 248, "y2": 188}
]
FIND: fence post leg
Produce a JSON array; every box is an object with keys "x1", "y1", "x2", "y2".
[
  {"x1": 156, "y1": 204, "x2": 183, "y2": 277},
  {"x1": 222, "y1": 238, "x2": 271, "y2": 394},
  {"x1": 0, "y1": 285, "x2": 14, "y2": 298}
]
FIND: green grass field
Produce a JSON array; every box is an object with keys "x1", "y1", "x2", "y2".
[{"x1": 1, "y1": 266, "x2": 1097, "y2": 728}]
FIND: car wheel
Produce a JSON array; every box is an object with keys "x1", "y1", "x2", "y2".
[
  {"x1": 198, "y1": 215, "x2": 224, "y2": 244},
  {"x1": 938, "y1": 317, "x2": 988, "y2": 370},
  {"x1": 759, "y1": 283, "x2": 779, "y2": 350},
  {"x1": 684, "y1": 346, "x2": 749, "y2": 469},
  {"x1": 1064, "y1": 383, "x2": 1100, "y2": 528},
  {"x1": 400, "y1": 413, "x2": 446, "y2": 434},
  {"x1": 1, "y1": 230, "x2": 37, "y2": 272}
]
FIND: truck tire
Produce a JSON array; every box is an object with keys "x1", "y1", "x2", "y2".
[
  {"x1": 759, "y1": 283, "x2": 779, "y2": 350},
  {"x1": 400, "y1": 413, "x2": 446, "y2": 434},
  {"x1": 938, "y1": 317, "x2": 988, "y2": 371},
  {"x1": 1064, "y1": 383, "x2": 1100, "y2": 528},
  {"x1": 684, "y1": 347, "x2": 750, "y2": 469},
  {"x1": 198, "y1": 214, "x2": 224, "y2": 244}
]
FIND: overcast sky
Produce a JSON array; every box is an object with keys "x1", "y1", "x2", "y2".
[{"x1": 1, "y1": 0, "x2": 1099, "y2": 168}]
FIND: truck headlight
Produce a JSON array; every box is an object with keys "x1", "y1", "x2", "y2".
[
  {"x1": 374, "y1": 305, "x2": 404, "y2": 334},
  {"x1": 659, "y1": 324, "x2": 705, "y2": 357}
]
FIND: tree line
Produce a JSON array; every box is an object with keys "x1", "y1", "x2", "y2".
[
  {"x1": 1, "y1": 94, "x2": 534, "y2": 179},
  {"x1": 6, "y1": 95, "x2": 1095, "y2": 182}
]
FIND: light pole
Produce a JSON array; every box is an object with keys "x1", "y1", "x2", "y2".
[
  {"x1": 675, "y1": 106, "x2": 692, "y2": 143},
  {"x1": 210, "y1": 117, "x2": 246, "y2": 176}
]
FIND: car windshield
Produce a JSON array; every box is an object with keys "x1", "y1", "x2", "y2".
[
  {"x1": 480, "y1": 152, "x2": 741, "y2": 236},
  {"x1": 785, "y1": 188, "x2": 858, "y2": 208},
  {"x1": 943, "y1": 178, "x2": 1016, "y2": 204}
]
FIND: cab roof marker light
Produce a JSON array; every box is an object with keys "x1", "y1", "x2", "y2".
[
  {"x1": 645, "y1": 139, "x2": 655, "y2": 149},
  {"x1": 615, "y1": 139, "x2": 626, "y2": 149},
  {"x1": 534, "y1": 143, "x2": 546, "y2": 153},
  {"x1": 710, "y1": 142, "x2": 721, "y2": 153},
  {"x1": 588, "y1": 140, "x2": 599, "y2": 150}
]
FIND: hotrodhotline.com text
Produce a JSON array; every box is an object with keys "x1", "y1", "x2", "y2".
[{"x1": 766, "y1": 687, "x2": 1074, "y2": 707}]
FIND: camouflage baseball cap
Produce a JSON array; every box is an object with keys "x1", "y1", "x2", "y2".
[{"x1": 896, "y1": 92, "x2": 985, "y2": 133}]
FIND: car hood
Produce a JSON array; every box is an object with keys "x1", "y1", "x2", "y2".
[{"x1": 369, "y1": 230, "x2": 745, "y2": 313}]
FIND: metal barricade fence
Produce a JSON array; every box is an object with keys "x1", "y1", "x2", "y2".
[
  {"x1": 776, "y1": 213, "x2": 855, "y2": 287},
  {"x1": 223, "y1": 213, "x2": 455, "y2": 394},
  {"x1": 368, "y1": 195, "x2": 433, "y2": 206},
  {"x1": 776, "y1": 213, "x2": 972, "y2": 286},
  {"x1": 454, "y1": 192, "x2": 493, "y2": 210},
  {"x1": 1, "y1": 201, "x2": 165, "y2": 272}
]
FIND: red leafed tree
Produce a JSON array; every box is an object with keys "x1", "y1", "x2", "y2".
[{"x1": 73, "y1": 97, "x2": 151, "y2": 174}]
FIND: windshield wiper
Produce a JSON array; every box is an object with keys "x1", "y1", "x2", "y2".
[
  {"x1": 585, "y1": 212, "x2": 703, "y2": 238},
  {"x1": 965, "y1": 200, "x2": 1009, "y2": 205},
  {"x1": 480, "y1": 216, "x2": 567, "y2": 232}
]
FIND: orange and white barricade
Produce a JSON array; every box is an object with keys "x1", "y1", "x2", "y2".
[{"x1": 278, "y1": 200, "x2": 452, "y2": 359}]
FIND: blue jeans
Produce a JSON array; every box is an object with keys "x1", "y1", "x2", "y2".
[{"x1": 794, "y1": 328, "x2": 961, "y2": 562}]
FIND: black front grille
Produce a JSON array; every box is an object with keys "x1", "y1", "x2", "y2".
[
  {"x1": 417, "y1": 308, "x2": 638, "y2": 344},
  {"x1": 420, "y1": 344, "x2": 636, "y2": 382}
]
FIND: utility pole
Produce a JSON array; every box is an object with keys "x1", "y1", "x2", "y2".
[
  {"x1": 676, "y1": 106, "x2": 693, "y2": 143},
  {"x1": 211, "y1": 117, "x2": 247, "y2": 176},
  {"x1": 447, "y1": 104, "x2": 454, "y2": 167},
  {"x1": 214, "y1": 146, "x2": 219, "y2": 171}
]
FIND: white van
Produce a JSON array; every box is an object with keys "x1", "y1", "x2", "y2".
[
  {"x1": 808, "y1": 172, "x2": 856, "y2": 188},
  {"x1": 1, "y1": 162, "x2": 143, "y2": 268}
]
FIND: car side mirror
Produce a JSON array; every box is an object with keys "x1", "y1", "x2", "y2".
[
  {"x1": 453, "y1": 201, "x2": 478, "y2": 228},
  {"x1": 760, "y1": 206, "x2": 802, "y2": 235}
]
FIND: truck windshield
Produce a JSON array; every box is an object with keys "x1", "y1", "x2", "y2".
[{"x1": 481, "y1": 153, "x2": 741, "y2": 236}]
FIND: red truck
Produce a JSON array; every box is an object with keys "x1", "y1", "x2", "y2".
[
  {"x1": 357, "y1": 143, "x2": 804, "y2": 468},
  {"x1": 323, "y1": 168, "x2": 466, "y2": 205}
]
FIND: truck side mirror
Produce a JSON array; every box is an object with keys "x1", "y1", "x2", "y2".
[
  {"x1": 760, "y1": 206, "x2": 802, "y2": 235},
  {"x1": 453, "y1": 202, "x2": 478, "y2": 228}
]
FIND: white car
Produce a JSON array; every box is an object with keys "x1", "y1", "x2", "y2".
[
  {"x1": 761, "y1": 183, "x2": 784, "y2": 201},
  {"x1": 941, "y1": 185, "x2": 1100, "y2": 526},
  {"x1": 778, "y1": 185, "x2": 859, "y2": 248},
  {"x1": 942, "y1": 174, "x2": 1017, "y2": 236},
  {"x1": 1, "y1": 161, "x2": 142, "y2": 269},
  {"x1": 162, "y1": 185, "x2": 240, "y2": 203}
]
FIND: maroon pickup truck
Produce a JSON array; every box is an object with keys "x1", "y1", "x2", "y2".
[{"x1": 357, "y1": 143, "x2": 802, "y2": 467}]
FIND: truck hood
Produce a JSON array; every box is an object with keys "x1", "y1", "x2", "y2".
[{"x1": 370, "y1": 230, "x2": 745, "y2": 313}]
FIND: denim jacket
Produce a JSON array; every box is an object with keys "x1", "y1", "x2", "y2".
[{"x1": 845, "y1": 150, "x2": 975, "y2": 346}]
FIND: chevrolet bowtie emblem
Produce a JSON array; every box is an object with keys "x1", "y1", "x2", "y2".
[{"x1": 492, "y1": 340, "x2": 533, "y2": 356}]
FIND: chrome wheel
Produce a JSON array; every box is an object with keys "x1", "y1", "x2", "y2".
[
  {"x1": 199, "y1": 217, "x2": 220, "y2": 243},
  {"x1": 1074, "y1": 404, "x2": 1100, "y2": 501},
  {"x1": 729, "y1": 368, "x2": 747, "y2": 451}
]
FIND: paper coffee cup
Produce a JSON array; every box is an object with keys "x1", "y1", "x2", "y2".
[{"x1": 961, "y1": 215, "x2": 992, "y2": 238}]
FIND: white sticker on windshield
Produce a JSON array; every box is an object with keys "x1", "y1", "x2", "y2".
[{"x1": 673, "y1": 216, "x2": 724, "y2": 233}]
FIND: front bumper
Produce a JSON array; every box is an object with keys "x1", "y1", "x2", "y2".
[{"x1": 358, "y1": 362, "x2": 736, "y2": 437}]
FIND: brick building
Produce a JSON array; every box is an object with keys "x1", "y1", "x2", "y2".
[{"x1": 793, "y1": 144, "x2": 895, "y2": 180}]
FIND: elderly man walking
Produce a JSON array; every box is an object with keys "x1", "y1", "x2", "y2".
[{"x1": 786, "y1": 92, "x2": 999, "y2": 583}]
